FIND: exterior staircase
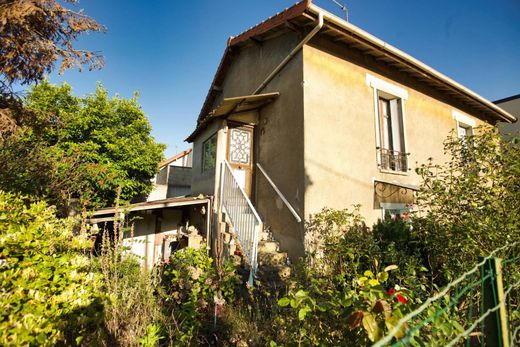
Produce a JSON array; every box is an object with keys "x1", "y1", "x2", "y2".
[
  {"x1": 218, "y1": 160, "x2": 291, "y2": 286},
  {"x1": 219, "y1": 218, "x2": 291, "y2": 286},
  {"x1": 256, "y1": 229, "x2": 292, "y2": 286}
]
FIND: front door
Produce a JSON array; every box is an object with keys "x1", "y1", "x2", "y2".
[{"x1": 227, "y1": 123, "x2": 254, "y2": 198}]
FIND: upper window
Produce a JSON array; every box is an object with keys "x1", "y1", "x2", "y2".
[
  {"x1": 367, "y1": 74, "x2": 409, "y2": 173},
  {"x1": 202, "y1": 133, "x2": 217, "y2": 172},
  {"x1": 452, "y1": 110, "x2": 475, "y2": 139},
  {"x1": 457, "y1": 123, "x2": 473, "y2": 138}
]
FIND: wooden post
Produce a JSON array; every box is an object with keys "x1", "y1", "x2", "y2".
[{"x1": 480, "y1": 257, "x2": 510, "y2": 347}]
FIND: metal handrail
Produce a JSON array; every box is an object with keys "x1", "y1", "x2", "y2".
[
  {"x1": 219, "y1": 160, "x2": 262, "y2": 285},
  {"x1": 256, "y1": 163, "x2": 302, "y2": 223}
]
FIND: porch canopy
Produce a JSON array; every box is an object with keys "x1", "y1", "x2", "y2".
[
  {"x1": 89, "y1": 196, "x2": 211, "y2": 223},
  {"x1": 187, "y1": 92, "x2": 279, "y2": 141},
  {"x1": 373, "y1": 179, "x2": 418, "y2": 207},
  {"x1": 211, "y1": 92, "x2": 280, "y2": 118}
]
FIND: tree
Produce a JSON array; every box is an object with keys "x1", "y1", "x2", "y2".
[
  {"x1": 0, "y1": 0, "x2": 104, "y2": 137},
  {"x1": 0, "y1": 0, "x2": 104, "y2": 92},
  {"x1": 0, "y1": 81, "x2": 165, "y2": 211}
]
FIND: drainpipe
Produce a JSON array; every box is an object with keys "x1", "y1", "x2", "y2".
[{"x1": 252, "y1": 12, "x2": 324, "y2": 95}]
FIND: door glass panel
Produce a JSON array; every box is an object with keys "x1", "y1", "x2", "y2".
[{"x1": 229, "y1": 128, "x2": 251, "y2": 164}]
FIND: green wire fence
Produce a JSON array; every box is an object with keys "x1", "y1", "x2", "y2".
[{"x1": 373, "y1": 241, "x2": 520, "y2": 347}]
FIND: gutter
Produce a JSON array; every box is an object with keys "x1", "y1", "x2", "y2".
[{"x1": 306, "y1": 4, "x2": 517, "y2": 124}]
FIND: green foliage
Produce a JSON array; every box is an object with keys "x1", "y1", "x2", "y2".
[
  {"x1": 0, "y1": 191, "x2": 103, "y2": 346},
  {"x1": 415, "y1": 128, "x2": 520, "y2": 281},
  {"x1": 305, "y1": 207, "x2": 430, "y2": 296},
  {"x1": 273, "y1": 206, "x2": 473, "y2": 346},
  {"x1": 276, "y1": 266, "x2": 414, "y2": 345},
  {"x1": 0, "y1": 81, "x2": 165, "y2": 211},
  {"x1": 97, "y1": 246, "x2": 162, "y2": 346},
  {"x1": 158, "y1": 246, "x2": 240, "y2": 345}
]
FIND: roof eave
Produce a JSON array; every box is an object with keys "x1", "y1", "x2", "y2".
[{"x1": 305, "y1": 4, "x2": 517, "y2": 124}]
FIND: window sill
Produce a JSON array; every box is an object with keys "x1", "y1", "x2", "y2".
[{"x1": 378, "y1": 168, "x2": 409, "y2": 176}]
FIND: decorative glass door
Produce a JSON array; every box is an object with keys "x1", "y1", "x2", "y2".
[{"x1": 227, "y1": 123, "x2": 254, "y2": 197}]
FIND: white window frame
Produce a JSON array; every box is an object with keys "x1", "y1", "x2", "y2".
[
  {"x1": 452, "y1": 110, "x2": 475, "y2": 139},
  {"x1": 367, "y1": 74, "x2": 409, "y2": 174}
]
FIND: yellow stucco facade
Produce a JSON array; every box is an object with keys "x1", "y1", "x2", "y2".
[{"x1": 302, "y1": 39, "x2": 486, "y2": 226}]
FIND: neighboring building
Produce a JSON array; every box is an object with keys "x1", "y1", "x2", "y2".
[
  {"x1": 90, "y1": 197, "x2": 210, "y2": 269},
  {"x1": 186, "y1": 0, "x2": 516, "y2": 269},
  {"x1": 147, "y1": 148, "x2": 193, "y2": 201},
  {"x1": 495, "y1": 94, "x2": 520, "y2": 140},
  {"x1": 89, "y1": 148, "x2": 209, "y2": 270}
]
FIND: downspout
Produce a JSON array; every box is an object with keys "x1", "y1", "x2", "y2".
[
  {"x1": 252, "y1": 12, "x2": 323, "y2": 95},
  {"x1": 250, "y1": 12, "x2": 323, "y2": 251}
]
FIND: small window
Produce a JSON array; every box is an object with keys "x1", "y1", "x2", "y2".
[
  {"x1": 202, "y1": 133, "x2": 217, "y2": 172},
  {"x1": 457, "y1": 123, "x2": 473, "y2": 139},
  {"x1": 377, "y1": 92, "x2": 407, "y2": 172},
  {"x1": 452, "y1": 110, "x2": 475, "y2": 139},
  {"x1": 380, "y1": 203, "x2": 410, "y2": 220}
]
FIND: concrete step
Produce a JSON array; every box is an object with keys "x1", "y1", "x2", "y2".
[
  {"x1": 256, "y1": 263, "x2": 292, "y2": 285},
  {"x1": 258, "y1": 251, "x2": 287, "y2": 266},
  {"x1": 258, "y1": 240, "x2": 278, "y2": 253},
  {"x1": 259, "y1": 231, "x2": 271, "y2": 241}
]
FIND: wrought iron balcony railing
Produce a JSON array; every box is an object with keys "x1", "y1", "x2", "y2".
[{"x1": 378, "y1": 148, "x2": 409, "y2": 172}]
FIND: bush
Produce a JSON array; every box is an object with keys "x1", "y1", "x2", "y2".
[
  {"x1": 273, "y1": 207, "x2": 465, "y2": 346},
  {"x1": 158, "y1": 246, "x2": 240, "y2": 345},
  {"x1": 0, "y1": 191, "x2": 103, "y2": 346},
  {"x1": 415, "y1": 129, "x2": 520, "y2": 281}
]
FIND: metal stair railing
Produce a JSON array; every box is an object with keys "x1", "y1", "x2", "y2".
[
  {"x1": 256, "y1": 163, "x2": 302, "y2": 223},
  {"x1": 219, "y1": 160, "x2": 263, "y2": 285}
]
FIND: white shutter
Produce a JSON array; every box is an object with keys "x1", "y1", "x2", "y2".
[{"x1": 390, "y1": 99, "x2": 402, "y2": 152}]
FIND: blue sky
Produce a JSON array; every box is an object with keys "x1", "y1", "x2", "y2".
[{"x1": 47, "y1": 0, "x2": 520, "y2": 157}]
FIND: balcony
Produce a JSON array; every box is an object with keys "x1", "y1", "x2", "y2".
[{"x1": 378, "y1": 148, "x2": 409, "y2": 173}]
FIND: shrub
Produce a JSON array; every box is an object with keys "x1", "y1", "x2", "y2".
[
  {"x1": 158, "y1": 246, "x2": 240, "y2": 345},
  {"x1": 273, "y1": 207, "x2": 464, "y2": 346},
  {"x1": 0, "y1": 191, "x2": 103, "y2": 346},
  {"x1": 415, "y1": 129, "x2": 520, "y2": 281}
]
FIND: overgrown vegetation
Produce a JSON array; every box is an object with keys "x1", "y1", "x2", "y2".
[
  {"x1": 0, "y1": 191, "x2": 104, "y2": 346},
  {"x1": 415, "y1": 128, "x2": 520, "y2": 282}
]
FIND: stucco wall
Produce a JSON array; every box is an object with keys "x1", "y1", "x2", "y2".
[
  {"x1": 302, "y1": 37, "x2": 487, "y2": 227},
  {"x1": 191, "y1": 120, "x2": 226, "y2": 197},
  {"x1": 190, "y1": 31, "x2": 307, "y2": 259}
]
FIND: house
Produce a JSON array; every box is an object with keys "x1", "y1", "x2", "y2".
[
  {"x1": 495, "y1": 94, "x2": 520, "y2": 140},
  {"x1": 185, "y1": 1, "x2": 516, "y2": 276},
  {"x1": 147, "y1": 148, "x2": 193, "y2": 201}
]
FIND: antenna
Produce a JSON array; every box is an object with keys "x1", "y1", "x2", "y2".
[{"x1": 330, "y1": 0, "x2": 349, "y2": 21}]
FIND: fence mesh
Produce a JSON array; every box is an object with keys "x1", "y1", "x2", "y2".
[{"x1": 373, "y1": 241, "x2": 520, "y2": 347}]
